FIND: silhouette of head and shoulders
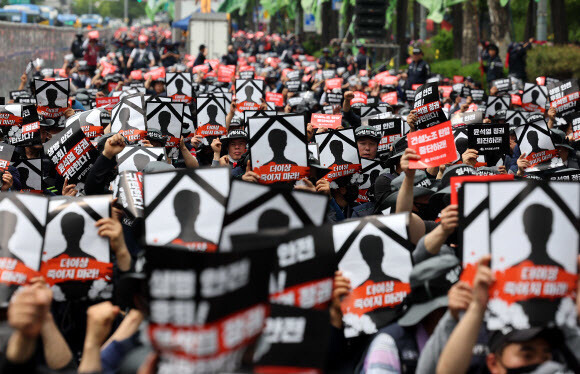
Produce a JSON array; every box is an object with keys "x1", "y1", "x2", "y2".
[
  {"x1": 494, "y1": 102, "x2": 503, "y2": 112},
  {"x1": 174, "y1": 78, "x2": 185, "y2": 96},
  {"x1": 132, "y1": 153, "x2": 151, "y2": 171},
  {"x1": 17, "y1": 167, "x2": 33, "y2": 190},
  {"x1": 45, "y1": 88, "x2": 60, "y2": 109},
  {"x1": 60, "y1": 212, "x2": 96, "y2": 260},
  {"x1": 264, "y1": 129, "x2": 297, "y2": 166},
  {"x1": 530, "y1": 89, "x2": 540, "y2": 105},
  {"x1": 257, "y1": 209, "x2": 290, "y2": 231},
  {"x1": 360, "y1": 234, "x2": 399, "y2": 285},
  {"x1": 244, "y1": 85, "x2": 256, "y2": 103},
  {"x1": 157, "y1": 110, "x2": 172, "y2": 135},
  {"x1": 329, "y1": 139, "x2": 352, "y2": 166},
  {"x1": 172, "y1": 190, "x2": 214, "y2": 245},
  {"x1": 526, "y1": 130, "x2": 548, "y2": 154},
  {"x1": 119, "y1": 107, "x2": 138, "y2": 131},
  {"x1": 204, "y1": 105, "x2": 221, "y2": 127},
  {"x1": 0, "y1": 210, "x2": 24, "y2": 264}
]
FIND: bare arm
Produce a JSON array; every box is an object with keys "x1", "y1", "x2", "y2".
[
  {"x1": 422, "y1": 205, "x2": 458, "y2": 256},
  {"x1": 40, "y1": 314, "x2": 74, "y2": 370},
  {"x1": 180, "y1": 138, "x2": 199, "y2": 169}
]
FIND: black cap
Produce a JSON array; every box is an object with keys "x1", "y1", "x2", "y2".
[
  {"x1": 223, "y1": 129, "x2": 248, "y2": 142},
  {"x1": 322, "y1": 47, "x2": 330, "y2": 53},
  {"x1": 487, "y1": 327, "x2": 562, "y2": 354},
  {"x1": 355, "y1": 125, "x2": 381, "y2": 141},
  {"x1": 551, "y1": 128, "x2": 574, "y2": 151},
  {"x1": 412, "y1": 47, "x2": 422, "y2": 55},
  {"x1": 383, "y1": 136, "x2": 408, "y2": 166}
]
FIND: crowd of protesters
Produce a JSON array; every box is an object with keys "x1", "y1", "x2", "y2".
[{"x1": 0, "y1": 24, "x2": 579, "y2": 374}]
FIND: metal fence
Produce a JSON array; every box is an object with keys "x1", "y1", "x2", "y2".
[{"x1": 0, "y1": 22, "x2": 113, "y2": 99}]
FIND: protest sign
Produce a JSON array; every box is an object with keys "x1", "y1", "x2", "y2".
[
  {"x1": 316, "y1": 128, "x2": 362, "y2": 181},
  {"x1": 253, "y1": 304, "x2": 331, "y2": 373},
  {"x1": 491, "y1": 78, "x2": 514, "y2": 94},
  {"x1": 146, "y1": 246, "x2": 273, "y2": 373},
  {"x1": 244, "y1": 110, "x2": 277, "y2": 124},
  {"x1": 166, "y1": 72, "x2": 193, "y2": 103},
  {"x1": 0, "y1": 142, "x2": 15, "y2": 176},
  {"x1": 286, "y1": 80, "x2": 301, "y2": 93},
  {"x1": 522, "y1": 84, "x2": 548, "y2": 113},
  {"x1": 34, "y1": 79, "x2": 69, "y2": 119},
  {"x1": 240, "y1": 70, "x2": 255, "y2": 79},
  {"x1": 0, "y1": 193, "x2": 46, "y2": 303},
  {"x1": 354, "y1": 158, "x2": 385, "y2": 203},
  {"x1": 311, "y1": 113, "x2": 342, "y2": 129},
  {"x1": 95, "y1": 96, "x2": 119, "y2": 109},
  {"x1": 327, "y1": 92, "x2": 343, "y2": 105},
  {"x1": 116, "y1": 146, "x2": 167, "y2": 173},
  {"x1": 322, "y1": 69, "x2": 336, "y2": 80},
  {"x1": 359, "y1": 105, "x2": 388, "y2": 119},
  {"x1": 413, "y1": 83, "x2": 447, "y2": 130},
  {"x1": 467, "y1": 123, "x2": 509, "y2": 155},
  {"x1": 13, "y1": 159, "x2": 42, "y2": 193},
  {"x1": 368, "y1": 115, "x2": 403, "y2": 156},
  {"x1": 451, "y1": 111, "x2": 483, "y2": 128},
  {"x1": 113, "y1": 171, "x2": 144, "y2": 221},
  {"x1": 144, "y1": 167, "x2": 230, "y2": 252},
  {"x1": 471, "y1": 89, "x2": 485, "y2": 102},
  {"x1": 265, "y1": 92, "x2": 284, "y2": 107},
  {"x1": 350, "y1": 91, "x2": 367, "y2": 107},
  {"x1": 220, "y1": 180, "x2": 328, "y2": 251},
  {"x1": 43, "y1": 122, "x2": 98, "y2": 183},
  {"x1": 547, "y1": 79, "x2": 580, "y2": 116},
  {"x1": 65, "y1": 108, "x2": 106, "y2": 139},
  {"x1": 408, "y1": 121, "x2": 457, "y2": 169},
  {"x1": 567, "y1": 112, "x2": 580, "y2": 141},
  {"x1": 248, "y1": 114, "x2": 309, "y2": 184},
  {"x1": 146, "y1": 101, "x2": 184, "y2": 157},
  {"x1": 515, "y1": 117, "x2": 562, "y2": 172},
  {"x1": 235, "y1": 79, "x2": 264, "y2": 113},
  {"x1": 334, "y1": 214, "x2": 413, "y2": 338},
  {"x1": 547, "y1": 168, "x2": 580, "y2": 182},
  {"x1": 41, "y1": 195, "x2": 112, "y2": 301},
  {"x1": 182, "y1": 104, "x2": 196, "y2": 138},
  {"x1": 0, "y1": 104, "x2": 41, "y2": 146},
  {"x1": 485, "y1": 96, "x2": 511, "y2": 118},
  {"x1": 110, "y1": 93, "x2": 147, "y2": 143},
  {"x1": 325, "y1": 78, "x2": 342, "y2": 90},
  {"x1": 487, "y1": 180, "x2": 579, "y2": 330},
  {"x1": 217, "y1": 64, "x2": 236, "y2": 83},
  {"x1": 506, "y1": 110, "x2": 528, "y2": 129},
  {"x1": 196, "y1": 95, "x2": 227, "y2": 137}
]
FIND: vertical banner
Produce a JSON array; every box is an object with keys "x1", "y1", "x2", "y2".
[
  {"x1": 146, "y1": 247, "x2": 274, "y2": 373},
  {"x1": 43, "y1": 122, "x2": 98, "y2": 183},
  {"x1": 34, "y1": 79, "x2": 69, "y2": 119},
  {"x1": 41, "y1": 195, "x2": 112, "y2": 302},
  {"x1": 487, "y1": 181, "x2": 579, "y2": 330},
  {"x1": 334, "y1": 214, "x2": 413, "y2": 338},
  {"x1": 248, "y1": 114, "x2": 309, "y2": 184},
  {"x1": 144, "y1": 168, "x2": 230, "y2": 252}
]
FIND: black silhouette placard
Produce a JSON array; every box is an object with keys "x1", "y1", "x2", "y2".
[
  {"x1": 487, "y1": 180, "x2": 580, "y2": 331},
  {"x1": 110, "y1": 93, "x2": 147, "y2": 143},
  {"x1": 146, "y1": 101, "x2": 184, "y2": 156},
  {"x1": 248, "y1": 114, "x2": 309, "y2": 184},
  {"x1": 315, "y1": 128, "x2": 362, "y2": 182},
  {"x1": 144, "y1": 167, "x2": 230, "y2": 252},
  {"x1": 40, "y1": 195, "x2": 112, "y2": 301},
  {"x1": 485, "y1": 96, "x2": 511, "y2": 118},
  {"x1": 334, "y1": 214, "x2": 413, "y2": 338},
  {"x1": 522, "y1": 83, "x2": 548, "y2": 113},
  {"x1": 196, "y1": 95, "x2": 227, "y2": 137},
  {"x1": 43, "y1": 121, "x2": 98, "y2": 183},
  {"x1": 13, "y1": 159, "x2": 43, "y2": 193},
  {"x1": 505, "y1": 110, "x2": 527, "y2": 129},
  {"x1": 514, "y1": 117, "x2": 562, "y2": 172},
  {"x1": 220, "y1": 179, "x2": 329, "y2": 251},
  {"x1": 353, "y1": 158, "x2": 385, "y2": 203},
  {"x1": 116, "y1": 146, "x2": 167, "y2": 173},
  {"x1": 166, "y1": 72, "x2": 193, "y2": 103},
  {"x1": 65, "y1": 108, "x2": 107, "y2": 139},
  {"x1": 34, "y1": 78, "x2": 69, "y2": 119},
  {"x1": 235, "y1": 79, "x2": 264, "y2": 113}
]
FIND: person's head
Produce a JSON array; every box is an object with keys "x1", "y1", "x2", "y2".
[
  {"x1": 139, "y1": 41, "x2": 146, "y2": 49},
  {"x1": 153, "y1": 80, "x2": 165, "y2": 94},
  {"x1": 412, "y1": 47, "x2": 423, "y2": 62},
  {"x1": 359, "y1": 235, "x2": 384, "y2": 272},
  {"x1": 355, "y1": 126, "x2": 381, "y2": 159},
  {"x1": 268, "y1": 129, "x2": 288, "y2": 150},
  {"x1": 526, "y1": 130, "x2": 539, "y2": 147},
  {"x1": 489, "y1": 44, "x2": 499, "y2": 57},
  {"x1": 0, "y1": 210, "x2": 17, "y2": 247},
  {"x1": 486, "y1": 329, "x2": 556, "y2": 374},
  {"x1": 523, "y1": 204, "x2": 552, "y2": 247},
  {"x1": 257, "y1": 209, "x2": 290, "y2": 230},
  {"x1": 228, "y1": 138, "x2": 246, "y2": 159},
  {"x1": 329, "y1": 139, "x2": 344, "y2": 157},
  {"x1": 61, "y1": 212, "x2": 85, "y2": 246},
  {"x1": 227, "y1": 44, "x2": 234, "y2": 53},
  {"x1": 200, "y1": 44, "x2": 207, "y2": 56},
  {"x1": 174, "y1": 190, "x2": 200, "y2": 222},
  {"x1": 322, "y1": 47, "x2": 330, "y2": 56}
]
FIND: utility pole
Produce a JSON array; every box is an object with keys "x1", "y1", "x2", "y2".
[
  {"x1": 124, "y1": 0, "x2": 128, "y2": 25},
  {"x1": 419, "y1": 5, "x2": 426, "y2": 40},
  {"x1": 536, "y1": 0, "x2": 547, "y2": 41}
]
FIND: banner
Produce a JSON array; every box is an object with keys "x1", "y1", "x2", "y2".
[{"x1": 408, "y1": 121, "x2": 457, "y2": 169}]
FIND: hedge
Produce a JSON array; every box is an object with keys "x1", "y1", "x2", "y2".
[{"x1": 526, "y1": 45, "x2": 580, "y2": 80}]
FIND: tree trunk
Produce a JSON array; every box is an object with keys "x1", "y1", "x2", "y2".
[
  {"x1": 487, "y1": 0, "x2": 511, "y2": 57},
  {"x1": 524, "y1": 0, "x2": 536, "y2": 40},
  {"x1": 396, "y1": 0, "x2": 408, "y2": 65},
  {"x1": 452, "y1": 3, "x2": 463, "y2": 59},
  {"x1": 320, "y1": 1, "x2": 334, "y2": 45},
  {"x1": 551, "y1": 0, "x2": 568, "y2": 44},
  {"x1": 461, "y1": 0, "x2": 478, "y2": 64},
  {"x1": 413, "y1": 0, "x2": 420, "y2": 41}
]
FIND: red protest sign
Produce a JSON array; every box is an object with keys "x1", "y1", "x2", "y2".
[
  {"x1": 96, "y1": 96, "x2": 119, "y2": 108},
  {"x1": 217, "y1": 65, "x2": 236, "y2": 83},
  {"x1": 381, "y1": 92, "x2": 398, "y2": 105},
  {"x1": 144, "y1": 67, "x2": 165, "y2": 81},
  {"x1": 453, "y1": 75, "x2": 465, "y2": 84},
  {"x1": 265, "y1": 92, "x2": 284, "y2": 107},
  {"x1": 192, "y1": 64, "x2": 209, "y2": 74},
  {"x1": 311, "y1": 113, "x2": 343, "y2": 129},
  {"x1": 408, "y1": 121, "x2": 457, "y2": 169},
  {"x1": 511, "y1": 94, "x2": 522, "y2": 106},
  {"x1": 350, "y1": 91, "x2": 367, "y2": 105},
  {"x1": 325, "y1": 78, "x2": 342, "y2": 90},
  {"x1": 450, "y1": 174, "x2": 514, "y2": 205},
  {"x1": 439, "y1": 86, "x2": 453, "y2": 98},
  {"x1": 130, "y1": 70, "x2": 143, "y2": 81}
]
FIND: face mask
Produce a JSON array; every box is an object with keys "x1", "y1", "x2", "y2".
[{"x1": 504, "y1": 363, "x2": 541, "y2": 374}]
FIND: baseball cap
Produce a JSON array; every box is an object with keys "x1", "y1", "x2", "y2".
[
  {"x1": 487, "y1": 327, "x2": 562, "y2": 354},
  {"x1": 398, "y1": 255, "x2": 461, "y2": 326},
  {"x1": 223, "y1": 129, "x2": 248, "y2": 142},
  {"x1": 355, "y1": 126, "x2": 381, "y2": 141},
  {"x1": 551, "y1": 128, "x2": 574, "y2": 152},
  {"x1": 380, "y1": 171, "x2": 437, "y2": 209},
  {"x1": 382, "y1": 136, "x2": 408, "y2": 166},
  {"x1": 412, "y1": 47, "x2": 422, "y2": 55}
]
